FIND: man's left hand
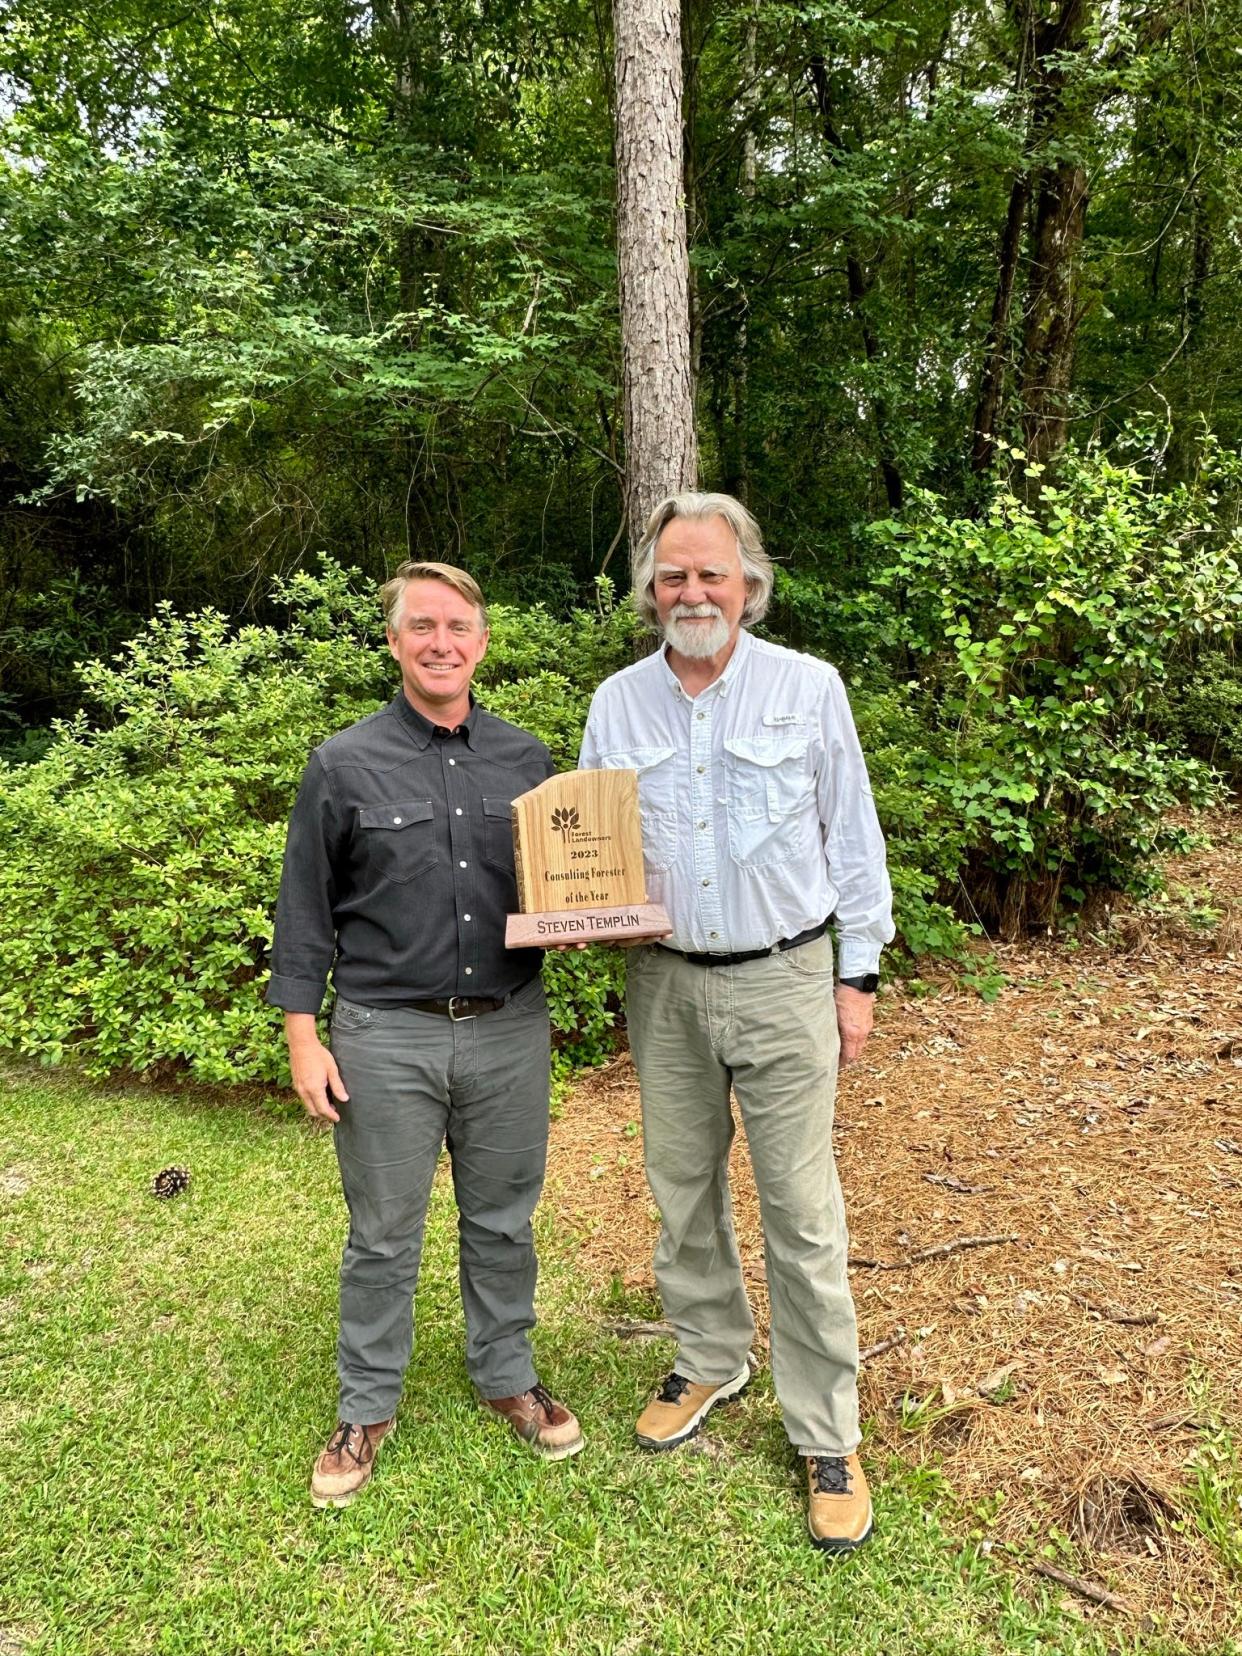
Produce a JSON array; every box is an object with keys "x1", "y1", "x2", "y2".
[{"x1": 834, "y1": 984, "x2": 875, "y2": 1067}]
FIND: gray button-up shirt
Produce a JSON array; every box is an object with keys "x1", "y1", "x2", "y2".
[{"x1": 267, "y1": 694, "x2": 556, "y2": 1013}]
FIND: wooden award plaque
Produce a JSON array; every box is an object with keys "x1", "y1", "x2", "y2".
[{"x1": 504, "y1": 770, "x2": 672, "y2": 948}]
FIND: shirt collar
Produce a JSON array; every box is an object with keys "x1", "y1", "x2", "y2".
[
  {"x1": 660, "y1": 625, "x2": 753, "y2": 701},
  {"x1": 390, "y1": 691, "x2": 480, "y2": 749}
]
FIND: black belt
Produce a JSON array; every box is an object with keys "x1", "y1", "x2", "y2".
[
  {"x1": 404, "y1": 995, "x2": 507, "y2": 1021},
  {"x1": 659, "y1": 919, "x2": 830, "y2": 969}
]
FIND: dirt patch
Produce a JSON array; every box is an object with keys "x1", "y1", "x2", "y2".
[{"x1": 546, "y1": 809, "x2": 1242, "y2": 1643}]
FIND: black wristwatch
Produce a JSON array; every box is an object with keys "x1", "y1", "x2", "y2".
[{"x1": 837, "y1": 973, "x2": 879, "y2": 994}]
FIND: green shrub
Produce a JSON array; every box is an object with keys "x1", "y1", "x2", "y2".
[
  {"x1": 0, "y1": 561, "x2": 637, "y2": 1084},
  {"x1": 1147, "y1": 647, "x2": 1242, "y2": 785},
  {"x1": 873, "y1": 446, "x2": 1240, "y2": 934}
]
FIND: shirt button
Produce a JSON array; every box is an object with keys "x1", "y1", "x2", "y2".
[
  {"x1": 464, "y1": 967, "x2": 473, "y2": 976},
  {"x1": 448, "y1": 758, "x2": 456, "y2": 767},
  {"x1": 464, "y1": 912, "x2": 472, "y2": 922},
  {"x1": 455, "y1": 808, "x2": 463, "y2": 816},
  {"x1": 459, "y1": 860, "x2": 468, "y2": 868},
  {"x1": 701, "y1": 878, "x2": 710, "y2": 887},
  {"x1": 393, "y1": 816, "x2": 402, "y2": 825},
  {"x1": 696, "y1": 765, "x2": 706, "y2": 775},
  {"x1": 697, "y1": 820, "x2": 707, "y2": 829},
  {"x1": 710, "y1": 931, "x2": 719, "y2": 939},
  {"x1": 696, "y1": 712, "x2": 705, "y2": 721}
]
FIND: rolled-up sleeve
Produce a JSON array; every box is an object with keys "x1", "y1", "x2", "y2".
[
  {"x1": 266, "y1": 754, "x2": 347, "y2": 1014},
  {"x1": 817, "y1": 671, "x2": 895, "y2": 978}
]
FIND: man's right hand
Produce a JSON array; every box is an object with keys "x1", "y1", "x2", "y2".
[{"x1": 284, "y1": 1013, "x2": 349, "y2": 1123}]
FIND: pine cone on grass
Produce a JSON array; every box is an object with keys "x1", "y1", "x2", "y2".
[{"x1": 151, "y1": 1165, "x2": 191, "y2": 1199}]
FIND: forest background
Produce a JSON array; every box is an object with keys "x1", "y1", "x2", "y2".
[{"x1": 1, "y1": 0, "x2": 1240, "y2": 1087}]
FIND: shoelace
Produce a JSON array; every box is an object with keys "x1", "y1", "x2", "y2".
[
  {"x1": 529, "y1": 1383, "x2": 557, "y2": 1422},
  {"x1": 326, "y1": 1422, "x2": 370, "y2": 1465},
  {"x1": 657, "y1": 1373, "x2": 691, "y2": 1405},
  {"x1": 810, "y1": 1456, "x2": 853, "y2": 1496}
]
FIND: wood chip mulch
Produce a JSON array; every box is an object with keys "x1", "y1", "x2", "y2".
[{"x1": 545, "y1": 809, "x2": 1242, "y2": 1645}]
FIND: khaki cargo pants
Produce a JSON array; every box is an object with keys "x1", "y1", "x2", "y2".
[{"x1": 625, "y1": 932, "x2": 860, "y2": 1456}]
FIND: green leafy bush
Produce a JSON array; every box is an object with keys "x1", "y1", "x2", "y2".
[
  {"x1": 0, "y1": 561, "x2": 637, "y2": 1084},
  {"x1": 873, "y1": 447, "x2": 1240, "y2": 933},
  {"x1": 1147, "y1": 648, "x2": 1242, "y2": 785}
]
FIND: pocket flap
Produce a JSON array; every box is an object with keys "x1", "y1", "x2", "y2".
[
  {"x1": 600, "y1": 744, "x2": 676, "y2": 774},
  {"x1": 358, "y1": 799, "x2": 434, "y2": 831},
  {"x1": 482, "y1": 796, "x2": 514, "y2": 820},
  {"x1": 724, "y1": 736, "x2": 807, "y2": 767}
]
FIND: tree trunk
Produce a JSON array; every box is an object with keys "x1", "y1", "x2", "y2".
[
  {"x1": 971, "y1": 174, "x2": 1031, "y2": 475},
  {"x1": 613, "y1": 0, "x2": 699, "y2": 552},
  {"x1": 971, "y1": 0, "x2": 1092, "y2": 476},
  {"x1": 1019, "y1": 158, "x2": 1089, "y2": 465},
  {"x1": 1015, "y1": 0, "x2": 1090, "y2": 468}
]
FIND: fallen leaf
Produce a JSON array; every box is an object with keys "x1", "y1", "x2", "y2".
[{"x1": 977, "y1": 1361, "x2": 1023, "y2": 1398}]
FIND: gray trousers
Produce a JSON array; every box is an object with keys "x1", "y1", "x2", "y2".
[
  {"x1": 625, "y1": 933, "x2": 861, "y2": 1457},
  {"x1": 328, "y1": 976, "x2": 551, "y2": 1423}
]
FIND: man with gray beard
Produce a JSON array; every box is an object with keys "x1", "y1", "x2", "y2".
[{"x1": 578, "y1": 492, "x2": 893, "y2": 1552}]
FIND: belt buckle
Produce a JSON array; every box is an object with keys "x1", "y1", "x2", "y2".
[{"x1": 447, "y1": 996, "x2": 477, "y2": 1022}]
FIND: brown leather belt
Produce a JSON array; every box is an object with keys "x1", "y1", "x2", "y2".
[
  {"x1": 659, "y1": 918, "x2": 830, "y2": 969},
  {"x1": 404, "y1": 995, "x2": 507, "y2": 1021}
]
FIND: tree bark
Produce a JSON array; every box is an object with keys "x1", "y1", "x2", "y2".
[
  {"x1": 1019, "y1": 157, "x2": 1089, "y2": 465},
  {"x1": 613, "y1": 0, "x2": 700, "y2": 552},
  {"x1": 971, "y1": 174, "x2": 1031, "y2": 475},
  {"x1": 971, "y1": 0, "x2": 1092, "y2": 476},
  {"x1": 1016, "y1": 0, "x2": 1090, "y2": 468}
]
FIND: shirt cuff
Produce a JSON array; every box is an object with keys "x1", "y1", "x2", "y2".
[
  {"x1": 265, "y1": 973, "x2": 328, "y2": 1015},
  {"x1": 836, "y1": 939, "x2": 883, "y2": 980}
]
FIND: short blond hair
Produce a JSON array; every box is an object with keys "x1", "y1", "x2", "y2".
[
  {"x1": 381, "y1": 560, "x2": 488, "y2": 632},
  {"x1": 631, "y1": 491, "x2": 774, "y2": 630}
]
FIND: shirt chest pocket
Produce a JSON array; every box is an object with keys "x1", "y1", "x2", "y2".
[
  {"x1": 356, "y1": 799, "x2": 436, "y2": 884},
  {"x1": 598, "y1": 745, "x2": 678, "y2": 872},
  {"x1": 481, "y1": 796, "x2": 517, "y2": 873},
  {"x1": 723, "y1": 736, "x2": 811, "y2": 868}
]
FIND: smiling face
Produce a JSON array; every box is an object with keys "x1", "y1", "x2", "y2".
[
  {"x1": 387, "y1": 578, "x2": 489, "y2": 725},
  {"x1": 653, "y1": 514, "x2": 749, "y2": 664}
]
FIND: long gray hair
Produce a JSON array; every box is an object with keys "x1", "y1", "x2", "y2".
[{"x1": 631, "y1": 492, "x2": 774, "y2": 630}]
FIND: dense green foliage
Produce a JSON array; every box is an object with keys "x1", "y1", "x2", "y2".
[
  {"x1": 872, "y1": 446, "x2": 1241, "y2": 930},
  {"x1": 4, "y1": 1, "x2": 1242, "y2": 720},
  {"x1": 6, "y1": 439, "x2": 1235, "y2": 1087},
  {"x1": 0, "y1": 565, "x2": 635, "y2": 1084},
  {"x1": 1, "y1": 1, "x2": 1240, "y2": 1087}
]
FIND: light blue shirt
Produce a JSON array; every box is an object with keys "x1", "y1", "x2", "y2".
[{"x1": 578, "y1": 628, "x2": 895, "y2": 975}]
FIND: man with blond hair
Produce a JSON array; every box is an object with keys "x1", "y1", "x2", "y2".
[
  {"x1": 269, "y1": 560, "x2": 582, "y2": 1508},
  {"x1": 578, "y1": 493, "x2": 893, "y2": 1552}
]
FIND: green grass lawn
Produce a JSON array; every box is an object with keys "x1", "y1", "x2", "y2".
[{"x1": 0, "y1": 1067, "x2": 1226, "y2": 1656}]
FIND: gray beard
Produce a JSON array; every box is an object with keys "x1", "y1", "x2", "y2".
[{"x1": 664, "y1": 608, "x2": 731, "y2": 658}]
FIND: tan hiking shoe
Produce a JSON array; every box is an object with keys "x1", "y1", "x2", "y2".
[
  {"x1": 635, "y1": 1366, "x2": 751, "y2": 1451},
  {"x1": 805, "y1": 1453, "x2": 873, "y2": 1552},
  {"x1": 483, "y1": 1383, "x2": 584, "y2": 1460},
  {"x1": 310, "y1": 1418, "x2": 395, "y2": 1509}
]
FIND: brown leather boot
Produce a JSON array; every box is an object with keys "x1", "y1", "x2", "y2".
[
  {"x1": 805, "y1": 1453, "x2": 873, "y2": 1552},
  {"x1": 482, "y1": 1383, "x2": 584, "y2": 1460},
  {"x1": 310, "y1": 1418, "x2": 395, "y2": 1509}
]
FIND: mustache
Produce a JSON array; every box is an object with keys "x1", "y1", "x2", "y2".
[{"x1": 670, "y1": 603, "x2": 723, "y2": 619}]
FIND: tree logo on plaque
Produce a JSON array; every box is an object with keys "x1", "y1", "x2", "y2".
[{"x1": 504, "y1": 770, "x2": 672, "y2": 948}]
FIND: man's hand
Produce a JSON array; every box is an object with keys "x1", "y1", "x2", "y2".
[
  {"x1": 284, "y1": 1012, "x2": 349, "y2": 1123},
  {"x1": 834, "y1": 984, "x2": 875, "y2": 1068}
]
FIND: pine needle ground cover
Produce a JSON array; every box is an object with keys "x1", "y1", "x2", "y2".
[
  {"x1": 554, "y1": 812, "x2": 1242, "y2": 1647},
  {"x1": 0, "y1": 1072, "x2": 1212, "y2": 1656}
]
